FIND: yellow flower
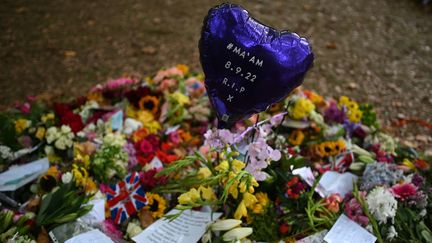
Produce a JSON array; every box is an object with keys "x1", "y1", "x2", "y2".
[
  {"x1": 198, "y1": 186, "x2": 216, "y2": 202},
  {"x1": 176, "y1": 64, "x2": 189, "y2": 74},
  {"x1": 45, "y1": 166, "x2": 59, "y2": 177},
  {"x1": 338, "y1": 96, "x2": 350, "y2": 107},
  {"x1": 289, "y1": 130, "x2": 305, "y2": 146},
  {"x1": 232, "y1": 159, "x2": 245, "y2": 172},
  {"x1": 41, "y1": 113, "x2": 55, "y2": 123},
  {"x1": 15, "y1": 119, "x2": 31, "y2": 134},
  {"x1": 35, "y1": 127, "x2": 46, "y2": 140},
  {"x1": 84, "y1": 178, "x2": 97, "y2": 194},
  {"x1": 139, "y1": 95, "x2": 160, "y2": 114},
  {"x1": 242, "y1": 192, "x2": 258, "y2": 208},
  {"x1": 228, "y1": 182, "x2": 239, "y2": 199},
  {"x1": 215, "y1": 160, "x2": 229, "y2": 172},
  {"x1": 144, "y1": 192, "x2": 167, "y2": 219},
  {"x1": 87, "y1": 92, "x2": 104, "y2": 103},
  {"x1": 238, "y1": 181, "x2": 247, "y2": 193},
  {"x1": 197, "y1": 167, "x2": 212, "y2": 179},
  {"x1": 234, "y1": 201, "x2": 248, "y2": 219},
  {"x1": 402, "y1": 159, "x2": 416, "y2": 171},
  {"x1": 255, "y1": 192, "x2": 269, "y2": 207},
  {"x1": 348, "y1": 109, "x2": 363, "y2": 123},
  {"x1": 136, "y1": 110, "x2": 161, "y2": 133},
  {"x1": 171, "y1": 92, "x2": 190, "y2": 106},
  {"x1": 178, "y1": 188, "x2": 200, "y2": 205},
  {"x1": 126, "y1": 105, "x2": 138, "y2": 118},
  {"x1": 291, "y1": 98, "x2": 315, "y2": 120}
]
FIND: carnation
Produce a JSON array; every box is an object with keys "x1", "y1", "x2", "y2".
[{"x1": 366, "y1": 187, "x2": 397, "y2": 224}]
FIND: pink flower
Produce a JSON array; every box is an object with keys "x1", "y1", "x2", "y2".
[
  {"x1": 153, "y1": 67, "x2": 184, "y2": 83},
  {"x1": 324, "y1": 193, "x2": 343, "y2": 213},
  {"x1": 390, "y1": 183, "x2": 418, "y2": 201},
  {"x1": 102, "y1": 219, "x2": 123, "y2": 240},
  {"x1": 344, "y1": 192, "x2": 369, "y2": 226},
  {"x1": 168, "y1": 131, "x2": 181, "y2": 145},
  {"x1": 105, "y1": 78, "x2": 136, "y2": 90}
]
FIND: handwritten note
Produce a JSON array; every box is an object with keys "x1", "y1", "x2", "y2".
[
  {"x1": 324, "y1": 214, "x2": 376, "y2": 243},
  {"x1": 132, "y1": 209, "x2": 222, "y2": 243},
  {"x1": 319, "y1": 171, "x2": 358, "y2": 198},
  {"x1": 65, "y1": 229, "x2": 114, "y2": 243},
  {"x1": 0, "y1": 157, "x2": 49, "y2": 191}
]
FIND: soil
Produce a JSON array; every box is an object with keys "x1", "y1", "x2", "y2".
[{"x1": 0, "y1": 0, "x2": 431, "y2": 149}]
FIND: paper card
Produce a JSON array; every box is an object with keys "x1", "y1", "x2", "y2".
[
  {"x1": 143, "y1": 156, "x2": 164, "y2": 172},
  {"x1": 319, "y1": 171, "x2": 358, "y2": 198},
  {"x1": 65, "y1": 229, "x2": 114, "y2": 243},
  {"x1": 297, "y1": 230, "x2": 328, "y2": 243},
  {"x1": 110, "y1": 110, "x2": 123, "y2": 131},
  {"x1": 324, "y1": 214, "x2": 376, "y2": 243},
  {"x1": 79, "y1": 199, "x2": 106, "y2": 224},
  {"x1": 292, "y1": 167, "x2": 326, "y2": 197},
  {"x1": 0, "y1": 157, "x2": 49, "y2": 191},
  {"x1": 165, "y1": 125, "x2": 180, "y2": 135},
  {"x1": 132, "y1": 209, "x2": 222, "y2": 243}
]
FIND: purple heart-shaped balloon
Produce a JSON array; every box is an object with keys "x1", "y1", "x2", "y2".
[{"x1": 199, "y1": 3, "x2": 314, "y2": 128}]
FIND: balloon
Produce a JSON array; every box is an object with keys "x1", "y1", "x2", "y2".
[{"x1": 199, "y1": 3, "x2": 314, "y2": 128}]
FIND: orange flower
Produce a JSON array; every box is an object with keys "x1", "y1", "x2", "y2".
[
  {"x1": 139, "y1": 95, "x2": 159, "y2": 114},
  {"x1": 324, "y1": 194, "x2": 342, "y2": 213},
  {"x1": 289, "y1": 130, "x2": 305, "y2": 146},
  {"x1": 132, "y1": 128, "x2": 149, "y2": 142}
]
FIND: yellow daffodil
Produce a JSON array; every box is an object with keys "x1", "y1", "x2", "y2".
[{"x1": 234, "y1": 200, "x2": 247, "y2": 219}]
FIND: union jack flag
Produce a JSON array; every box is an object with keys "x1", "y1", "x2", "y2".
[{"x1": 106, "y1": 172, "x2": 147, "y2": 224}]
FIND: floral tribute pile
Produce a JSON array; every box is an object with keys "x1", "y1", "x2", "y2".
[{"x1": 0, "y1": 65, "x2": 431, "y2": 243}]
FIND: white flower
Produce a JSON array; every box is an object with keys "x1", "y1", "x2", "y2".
[
  {"x1": 211, "y1": 219, "x2": 242, "y2": 231},
  {"x1": 124, "y1": 118, "x2": 142, "y2": 135},
  {"x1": 0, "y1": 145, "x2": 13, "y2": 160},
  {"x1": 222, "y1": 227, "x2": 253, "y2": 241},
  {"x1": 45, "y1": 127, "x2": 59, "y2": 144},
  {"x1": 103, "y1": 133, "x2": 125, "y2": 147},
  {"x1": 386, "y1": 225, "x2": 398, "y2": 241},
  {"x1": 61, "y1": 172, "x2": 73, "y2": 184},
  {"x1": 366, "y1": 187, "x2": 397, "y2": 224},
  {"x1": 55, "y1": 138, "x2": 66, "y2": 150},
  {"x1": 126, "y1": 222, "x2": 142, "y2": 238},
  {"x1": 201, "y1": 230, "x2": 212, "y2": 243},
  {"x1": 44, "y1": 145, "x2": 55, "y2": 155},
  {"x1": 60, "y1": 125, "x2": 72, "y2": 134}
]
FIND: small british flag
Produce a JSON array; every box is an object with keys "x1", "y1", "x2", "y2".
[{"x1": 106, "y1": 172, "x2": 148, "y2": 224}]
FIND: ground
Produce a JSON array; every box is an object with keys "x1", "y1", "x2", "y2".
[{"x1": 0, "y1": 0, "x2": 431, "y2": 149}]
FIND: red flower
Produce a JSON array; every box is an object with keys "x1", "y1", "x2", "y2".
[
  {"x1": 390, "y1": 183, "x2": 418, "y2": 201},
  {"x1": 54, "y1": 103, "x2": 84, "y2": 133},
  {"x1": 137, "y1": 139, "x2": 155, "y2": 155},
  {"x1": 137, "y1": 155, "x2": 154, "y2": 166},
  {"x1": 156, "y1": 150, "x2": 178, "y2": 164},
  {"x1": 140, "y1": 168, "x2": 167, "y2": 189},
  {"x1": 278, "y1": 223, "x2": 291, "y2": 235}
]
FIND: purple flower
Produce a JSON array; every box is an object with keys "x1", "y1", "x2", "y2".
[
  {"x1": 324, "y1": 102, "x2": 346, "y2": 124},
  {"x1": 411, "y1": 173, "x2": 425, "y2": 188},
  {"x1": 245, "y1": 137, "x2": 281, "y2": 181},
  {"x1": 124, "y1": 142, "x2": 138, "y2": 170},
  {"x1": 204, "y1": 129, "x2": 234, "y2": 149}
]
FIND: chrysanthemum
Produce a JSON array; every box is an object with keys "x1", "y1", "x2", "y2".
[
  {"x1": 366, "y1": 187, "x2": 397, "y2": 224},
  {"x1": 144, "y1": 192, "x2": 167, "y2": 219}
]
